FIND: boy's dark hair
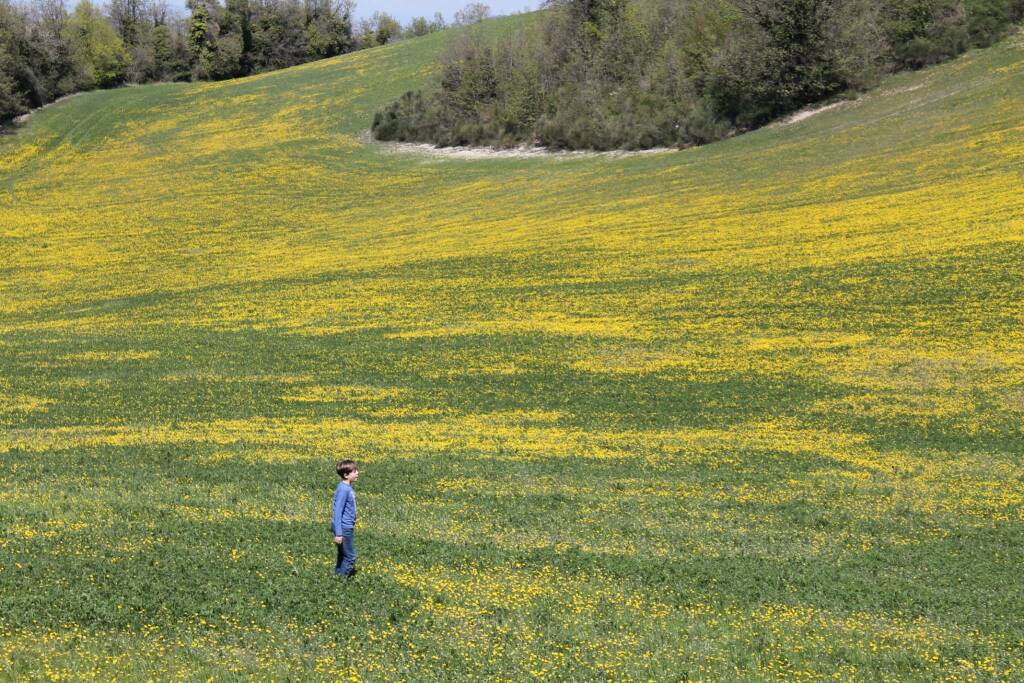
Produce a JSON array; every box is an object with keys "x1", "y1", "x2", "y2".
[{"x1": 337, "y1": 460, "x2": 358, "y2": 479}]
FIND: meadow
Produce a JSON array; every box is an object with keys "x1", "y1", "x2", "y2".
[{"x1": 1, "y1": 16, "x2": 1023, "y2": 681}]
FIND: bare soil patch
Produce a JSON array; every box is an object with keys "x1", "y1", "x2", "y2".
[
  {"x1": 362, "y1": 130, "x2": 678, "y2": 159},
  {"x1": 771, "y1": 100, "x2": 851, "y2": 127}
]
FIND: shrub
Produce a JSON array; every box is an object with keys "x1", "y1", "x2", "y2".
[{"x1": 372, "y1": 0, "x2": 1024, "y2": 151}]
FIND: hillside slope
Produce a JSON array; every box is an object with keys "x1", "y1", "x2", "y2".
[{"x1": 1, "y1": 16, "x2": 1023, "y2": 680}]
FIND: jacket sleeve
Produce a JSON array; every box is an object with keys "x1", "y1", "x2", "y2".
[{"x1": 331, "y1": 487, "x2": 346, "y2": 535}]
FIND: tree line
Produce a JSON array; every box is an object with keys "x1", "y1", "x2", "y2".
[
  {"x1": 1, "y1": 0, "x2": 491, "y2": 125},
  {"x1": 372, "y1": 0, "x2": 1024, "y2": 150}
]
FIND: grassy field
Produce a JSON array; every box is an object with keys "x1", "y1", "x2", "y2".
[{"x1": 1, "y1": 15, "x2": 1023, "y2": 681}]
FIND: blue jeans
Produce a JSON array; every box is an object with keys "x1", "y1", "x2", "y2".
[{"x1": 335, "y1": 529, "x2": 356, "y2": 576}]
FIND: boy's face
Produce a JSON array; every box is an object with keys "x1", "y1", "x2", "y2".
[{"x1": 347, "y1": 468, "x2": 359, "y2": 483}]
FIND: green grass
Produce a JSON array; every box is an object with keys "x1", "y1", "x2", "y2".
[{"x1": 1, "y1": 15, "x2": 1022, "y2": 681}]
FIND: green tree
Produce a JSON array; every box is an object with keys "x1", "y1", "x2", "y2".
[
  {"x1": 407, "y1": 16, "x2": 431, "y2": 36},
  {"x1": 402, "y1": 9, "x2": 449, "y2": 37},
  {"x1": 187, "y1": 0, "x2": 215, "y2": 78},
  {"x1": 108, "y1": 0, "x2": 144, "y2": 46},
  {"x1": 0, "y1": 45, "x2": 29, "y2": 121},
  {"x1": 224, "y1": 0, "x2": 253, "y2": 72},
  {"x1": 373, "y1": 11, "x2": 400, "y2": 45},
  {"x1": 706, "y1": 0, "x2": 847, "y2": 127},
  {"x1": 151, "y1": 21, "x2": 184, "y2": 80},
  {"x1": 210, "y1": 30, "x2": 241, "y2": 77},
  {"x1": 27, "y1": 0, "x2": 76, "y2": 98},
  {"x1": 63, "y1": 0, "x2": 128, "y2": 88},
  {"x1": 251, "y1": 0, "x2": 307, "y2": 70},
  {"x1": 304, "y1": 0, "x2": 352, "y2": 58},
  {"x1": 355, "y1": 11, "x2": 400, "y2": 47}
]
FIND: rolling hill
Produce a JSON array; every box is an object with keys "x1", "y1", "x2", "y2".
[{"x1": 1, "y1": 16, "x2": 1022, "y2": 680}]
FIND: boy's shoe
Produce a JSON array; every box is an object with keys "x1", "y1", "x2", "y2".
[{"x1": 346, "y1": 569, "x2": 359, "y2": 578}]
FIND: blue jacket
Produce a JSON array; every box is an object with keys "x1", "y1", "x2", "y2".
[{"x1": 332, "y1": 481, "x2": 356, "y2": 533}]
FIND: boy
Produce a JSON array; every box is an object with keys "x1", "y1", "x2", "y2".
[{"x1": 332, "y1": 459, "x2": 359, "y2": 577}]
